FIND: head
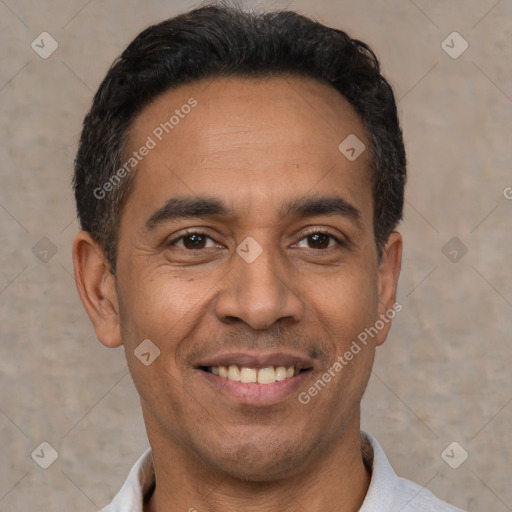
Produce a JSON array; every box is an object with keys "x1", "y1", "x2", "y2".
[{"x1": 73, "y1": 1, "x2": 405, "y2": 481}]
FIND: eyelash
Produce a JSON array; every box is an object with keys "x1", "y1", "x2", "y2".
[{"x1": 167, "y1": 228, "x2": 345, "y2": 250}]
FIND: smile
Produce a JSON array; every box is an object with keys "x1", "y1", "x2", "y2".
[{"x1": 194, "y1": 352, "x2": 315, "y2": 405}]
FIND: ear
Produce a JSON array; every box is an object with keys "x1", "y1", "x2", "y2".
[
  {"x1": 375, "y1": 231, "x2": 402, "y2": 347},
  {"x1": 72, "y1": 231, "x2": 122, "y2": 348}
]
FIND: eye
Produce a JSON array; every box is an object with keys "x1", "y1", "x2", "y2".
[
  {"x1": 166, "y1": 229, "x2": 345, "y2": 251},
  {"x1": 294, "y1": 230, "x2": 344, "y2": 250},
  {"x1": 167, "y1": 231, "x2": 219, "y2": 250}
]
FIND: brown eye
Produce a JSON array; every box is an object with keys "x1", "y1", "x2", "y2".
[
  {"x1": 182, "y1": 234, "x2": 207, "y2": 249},
  {"x1": 307, "y1": 233, "x2": 331, "y2": 249},
  {"x1": 295, "y1": 230, "x2": 343, "y2": 250},
  {"x1": 168, "y1": 231, "x2": 217, "y2": 250}
]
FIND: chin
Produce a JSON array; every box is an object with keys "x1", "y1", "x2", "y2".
[{"x1": 204, "y1": 438, "x2": 311, "y2": 482}]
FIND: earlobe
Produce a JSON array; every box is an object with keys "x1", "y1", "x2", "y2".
[
  {"x1": 72, "y1": 231, "x2": 122, "y2": 348},
  {"x1": 375, "y1": 232, "x2": 402, "y2": 346}
]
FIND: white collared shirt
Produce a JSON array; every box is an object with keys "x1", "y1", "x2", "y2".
[{"x1": 101, "y1": 432, "x2": 466, "y2": 512}]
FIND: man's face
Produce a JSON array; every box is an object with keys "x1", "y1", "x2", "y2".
[{"x1": 99, "y1": 76, "x2": 399, "y2": 479}]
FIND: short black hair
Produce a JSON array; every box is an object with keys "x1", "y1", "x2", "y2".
[{"x1": 73, "y1": 0, "x2": 406, "y2": 272}]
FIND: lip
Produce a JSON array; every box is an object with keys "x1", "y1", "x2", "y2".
[
  {"x1": 194, "y1": 351, "x2": 315, "y2": 371},
  {"x1": 198, "y1": 366, "x2": 314, "y2": 406}
]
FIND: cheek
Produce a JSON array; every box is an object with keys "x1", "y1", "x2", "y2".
[
  {"x1": 116, "y1": 268, "x2": 214, "y2": 405},
  {"x1": 116, "y1": 275, "x2": 191, "y2": 418},
  {"x1": 118, "y1": 267, "x2": 202, "y2": 347},
  {"x1": 310, "y1": 267, "x2": 379, "y2": 343}
]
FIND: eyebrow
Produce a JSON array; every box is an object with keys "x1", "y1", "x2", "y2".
[{"x1": 144, "y1": 195, "x2": 362, "y2": 230}]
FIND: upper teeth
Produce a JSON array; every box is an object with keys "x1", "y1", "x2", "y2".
[{"x1": 210, "y1": 365, "x2": 296, "y2": 384}]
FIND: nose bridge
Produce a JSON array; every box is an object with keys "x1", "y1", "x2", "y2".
[
  {"x1": 214, "y1": 235, "x2": 303, "y2": 330},
  {"x1": 238, "y1": 240, "x2": 282, "y2": 296}
]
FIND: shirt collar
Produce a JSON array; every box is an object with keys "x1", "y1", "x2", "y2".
[{"x1": 102, "y1": 447, "x2": 154, "y2": 512}]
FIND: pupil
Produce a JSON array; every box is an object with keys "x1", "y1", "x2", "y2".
[
  {"x1": 310, "y1": 233, "x2": 328, "y2": 249},
  {"x1": 185, "y1": 234, "x2": 205, "y2": 249}
]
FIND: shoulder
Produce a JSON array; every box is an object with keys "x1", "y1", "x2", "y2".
[{"x1": 391, "y1": 474, "x2": 467, "y2": 511}]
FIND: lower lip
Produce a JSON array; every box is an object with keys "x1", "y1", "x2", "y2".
[{"x1": 198, "y1": 369, "x2": 313, "y2": 406}]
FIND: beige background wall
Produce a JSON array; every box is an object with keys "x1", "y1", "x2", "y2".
[{"x1": 1, "y1": 0, "x2": 511, "y2": 510}]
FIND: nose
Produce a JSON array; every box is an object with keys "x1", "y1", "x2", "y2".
[{"x1": 213, "y1": 241, "x2": 304, "y2": 330}]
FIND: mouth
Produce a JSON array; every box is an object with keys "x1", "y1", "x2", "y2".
[{"x1": 194, "y1": 352, "x2": 315, "y2": 405}]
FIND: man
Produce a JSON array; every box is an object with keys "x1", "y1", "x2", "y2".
[{"x1": 72, "y1": 2, "x2": 466, "y2": 511}]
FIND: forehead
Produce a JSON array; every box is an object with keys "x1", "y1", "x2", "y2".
[{"x1": 122, "y1": 75, "x2": 373, "y2": 228}]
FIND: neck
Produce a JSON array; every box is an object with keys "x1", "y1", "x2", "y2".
[{"x1": 144, "y1": 417, "x2": 372, "y2": 512}]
